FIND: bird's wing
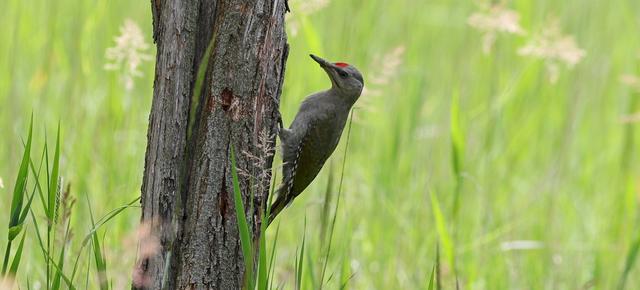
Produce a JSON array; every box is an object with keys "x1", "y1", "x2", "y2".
[{"x1": 288, "y1": 122, "x2": 334, "y2": 198}]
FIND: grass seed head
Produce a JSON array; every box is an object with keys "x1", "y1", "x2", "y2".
[
  {"x1": 104, "y1": 19, "x2": 153, "y2": 90},
  {"x1": 518, "y1": 19, "x2": 586, "y2": 83},
  {"x1": 468, "y1": 4, "x2": 525, "y2": 53}
]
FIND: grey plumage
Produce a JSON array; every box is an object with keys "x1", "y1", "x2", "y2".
[{"x1": 268, "y1": 54, "x2": 364, "y2": 225}]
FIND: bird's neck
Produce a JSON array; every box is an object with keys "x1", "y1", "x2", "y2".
[{"x1": 327, "y1": 87, "x2": 358, "y2": 109}]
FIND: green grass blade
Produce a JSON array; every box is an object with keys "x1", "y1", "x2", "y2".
[
  {"x1": 69, "y1": 238, "x2": 86, "y2": 282},
  {"x1": 259, "y1": 169, "x2": 278, "y2": 290},
  {"x1": 8, "y1": 230, "x2": 27, "y2": 275},
  {"x1": 68, "y1": 197, "x2": 138, "y2": 284},
  {"x1": 268, "y1": 223, "x2": 280, "y2": 290},
  {"x1": 427, "y1": 265, "x2": 436, "y2": 290},
  {"x1": 48, "y1": 122, "x2": 61, "y2": 226},
  {"x1": 4, "y1": 187, "x2": 35, "y2": 276},
  {"x1": 257, "y1": 228, "x2": 268, "y2": 290},
  {"x1": 295, "y1": 220, "x2": 306, "y2": 290},
  {"x1": 320, "y1": 164, "x2": 334, "y2": 245},
  {"x1": 9, "y1": 115, "x2": 33, "y2": 229},
  {"x1": 426, "y1": 264, "x2": 435, "y2": 290},
  {"x1": 51, "y1": 228, "x2": 66, "y2": 290},
  {"x1": 617, "y1": 232, "x2": 640, "y2": 290},
  {"x1": 81, "y1": 197, "x2": 140, "y2": 247},
  {"x1": 84, "y1": 245, "x2": 91, "y2": 290},
  {"x1": 91, "y1": 222, "x2": 108, "y2": 290},
  {"x1": 29, "y1": 209, "x2": 47, "y2": 270},
  {"x1": 19, "y1": 189, "x2": 37, "y2": 225},
  {"x1": 51, "y1": 220, "x2": 71, "y2": 290},
  {"x1": 230, "y1": 145, "x2": 254, "y2": 289},
  {"x1": 450, "y1": 90, "x2": 464, "y2": 175},
  {"x1": 306, "y1": 249, "x2": 318, "y2": 290},
  {"x1": 338, "y1": 248, "x2": 350, "y2": 289},
  {"x1": 29, "y1": 209, "x2": 76, "y2": 290},
  {"x1": 320, "y1": 111, "x2": 355, "y2": 289},
  {"x1": 294, "y1": 245, "x2": 299, "y2": 289},
  {"x1": 430, "y1": 191, "x2": 454, "y2": 270},
  {"x1": 3, "y1": 115, "x2": 33, "y2": 275},
  {"x1": 436, "y1": 243, "x2": 441, "y2": 290},
  {"x1": 257, "y1": 182, "x2": 273, "y2": 290},
  {"x1": 29, "y1": 146, "x2": 49, "y2": 219},
  {"x1": 0, "y1": 242, "x2": 11, "y2": 276},
  {"x1": 39, "y1": 247, "x2": 77, "y2": 290},
  {"x1": 26, "y1": 148, "x2": 50, "y2": 286},
  {"x1": 187, "y1": 34, "x2": 216, "y2": 140},
  {"x1": 6, "y1": 226, "x2": 21, "y2": 246},
  {"x1": 86, "y1": 195, "x2": 108, "y2": 290},
  {"x1": 450, "y1": 89, "x2": 464, "y2": 219},
  {"x1": 49, "y1": 258, "x2": 76, "y2": 290},
  {"x1": 339, "y1": 264, "x2": 356, "y2": 290}
]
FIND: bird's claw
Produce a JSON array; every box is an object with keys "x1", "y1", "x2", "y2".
[{"x1": 277, "y1": 113, "x2": 284, "y2": 130}]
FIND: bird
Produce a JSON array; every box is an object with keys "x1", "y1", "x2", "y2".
[{"x1": 268, "y1": 54, "x2": 364, "y2": 225}]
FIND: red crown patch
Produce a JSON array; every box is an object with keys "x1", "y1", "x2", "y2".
[{"x1": 334, "y1": 62, "x2": 349, "y2": 68}]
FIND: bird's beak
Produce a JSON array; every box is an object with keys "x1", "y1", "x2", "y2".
[
  {"x1": 310, "y1": 54, "x2": 332, "y2": 68},
  {"x1": 310, "y1": 54, "x2": 340, "y2": 84}
]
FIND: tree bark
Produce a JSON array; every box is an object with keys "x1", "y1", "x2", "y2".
[{"x1": 134, "y1": 0, "x2": 288, "y2": 289}]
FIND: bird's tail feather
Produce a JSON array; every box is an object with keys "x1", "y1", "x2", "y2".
[
  {"x1": 267, "y1": 183, "x2": 292, "y2": 226},
  {"x1": 267, "y1": 196, "x2": 286, "y2": 226}
]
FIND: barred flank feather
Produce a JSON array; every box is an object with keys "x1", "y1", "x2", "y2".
[{"x1": 268, "y1": 128, "x2": 307, "y2": 225}]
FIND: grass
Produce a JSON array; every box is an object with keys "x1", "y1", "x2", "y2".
[
  {"x1": 2, "y1": 0, "x2": 640, "y2": 289},
  {"x1": 2, "y1": 115, "x2": 32, "y2": 276},
  {"x1": 230, "y1": 145, "x2": 256, "y2": 289}
]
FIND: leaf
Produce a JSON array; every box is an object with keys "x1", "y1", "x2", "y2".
[
  {"x1": 29, "y1": 210, "x2": 76, "y2": 290},
  {"x1": 295, "y1": 220, "x2": 307, "y2": 290},
  {"x1": 29, "y1": 146, "x2": 50, "y2": 218},
  {"x1": 426, "y1": 264, "x2": 435, "y2": 290},
  {"x1": 450, "y1": 90, "x2": 465, "y2": 219},
  {"x1": 47, "y1": 123, "x2": 61, "y2": 226},
  {"x1": 306, "y1": 249, "x2": 318, "y2": 290},
  {"x1": 9, "y1": 115, "x2": 33, "y2": 228},
  {"x1": 617, "y1": 232, "x2": 640, "y2": 290},
  {"x1": 450, "y1": 90, "x2": 464, "y2": 179},
  {"x1": 87, "y1": 195, "x2": 109, "y2": 290},
  {"x1": 430, "y1": 190, "x2": 454, "y2": 268},
  {"x1": 8, "y1": 230, "x2": 27, "y2": 275},
  {"x1": 268, "y1": 223, "x2": 280, "y2": 290},
  {"x1": 81, "y1": 197, "x2": 140, "y2": 247},
  {"x1": 320, "y1": 111, "x2": 355, "y2": 288},
  {"x1": 52, "y1": 219, "x2": 72, "y2": 290},
  {"x1": 7, "y1": 225, "x2": 23, "y2": 242},
  {"x1": 19, "y1": 189, "x2": 37, "y2": 226},
  {"x1": 187, "y1": 34, "x2": 216, "y2": 140},
  {"x1": 257, "y1": 205, "x2": 269, "y2": 290},
  {"x1": 230, "y1": 145, "x2": 254, "y2": 289}
]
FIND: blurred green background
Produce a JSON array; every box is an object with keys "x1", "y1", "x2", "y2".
[{"x1": 1, "y1": 0, "x2": 640, "y2": 288}]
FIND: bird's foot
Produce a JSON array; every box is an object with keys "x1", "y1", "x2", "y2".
[{"x1": 277, "y1": 112, "x2": 284, "y2": 130}]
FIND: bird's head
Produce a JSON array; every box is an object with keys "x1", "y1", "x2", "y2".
[{"x1": 310, "y1": 54, "x2": 364, "y2": 103}]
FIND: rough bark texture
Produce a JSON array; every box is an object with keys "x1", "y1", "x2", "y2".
[{"x1": 135, "y1": 0, "x2": 288, "y2": 289}]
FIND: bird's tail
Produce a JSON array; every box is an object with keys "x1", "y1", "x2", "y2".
[
  {"x1": 267, "y1": 185, "x2": 290, "y2": 226},
  {"x1": 267, "y1": 197, "x2": 285, "y2": 227}
]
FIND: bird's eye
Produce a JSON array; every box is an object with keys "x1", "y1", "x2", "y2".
[{"x1": 338, "y1": 70, "x2": 348, "y2": 78}]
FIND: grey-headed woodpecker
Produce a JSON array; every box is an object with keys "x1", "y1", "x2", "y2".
[{"x1": 269, "y1": 54, "x2": 364, "y2": 225}]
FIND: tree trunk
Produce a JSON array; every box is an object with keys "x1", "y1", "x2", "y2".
[{"x1": 134, "y1": 0, "x2": 288, "y2": 289}]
